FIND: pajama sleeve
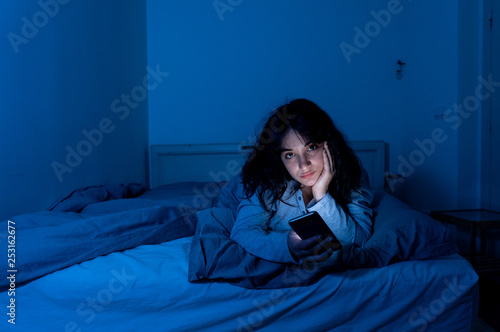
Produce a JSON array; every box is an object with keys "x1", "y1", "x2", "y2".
[
  {"x1": 307, "y1": 187, "x2": 374, "y2": 246},
  {"x1": 230, "y1": 194, "x2": 297, "y2": 264}
]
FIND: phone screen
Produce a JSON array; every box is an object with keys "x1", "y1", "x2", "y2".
[{"x1": 288, "y1": 211, "x2": 342, "y2": 250}]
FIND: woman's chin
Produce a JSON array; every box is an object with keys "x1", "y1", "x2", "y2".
[{"x1": 298, "y1": 178, "x2": 318, "y2": 188}]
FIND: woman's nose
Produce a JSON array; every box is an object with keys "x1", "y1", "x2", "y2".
[{"x1": 297, "y1": 155, "x2": 311, "y2": 169}]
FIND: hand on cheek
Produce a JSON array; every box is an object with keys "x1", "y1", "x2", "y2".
[{"x1": 312, "y1": 142, "x2": 335, "y2": 202}]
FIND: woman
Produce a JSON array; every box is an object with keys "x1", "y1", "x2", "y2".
[{"x1": 230, "y1": 99, "x2": 374, "y2": 264}]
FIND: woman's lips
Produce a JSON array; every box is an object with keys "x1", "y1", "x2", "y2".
[{"x1": 300, "y1": 171, "x2": 315, "y2": 179}]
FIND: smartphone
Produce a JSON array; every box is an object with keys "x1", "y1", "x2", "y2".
[{"x1": 288, "y1": 211, "x2": 342, "y2": 250}]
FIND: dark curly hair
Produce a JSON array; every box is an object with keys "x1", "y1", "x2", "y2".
[{"x1": 242, "y1": 98, "x2": 362, "y2": 213}]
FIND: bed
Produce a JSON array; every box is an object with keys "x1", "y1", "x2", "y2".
[{"x1": 0, "y1": 141, "x2": 479, "y2": 331}]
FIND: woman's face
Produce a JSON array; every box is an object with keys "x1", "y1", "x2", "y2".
[{"x1": 280, "y1": 130, "x2": 325, "y2": 188}]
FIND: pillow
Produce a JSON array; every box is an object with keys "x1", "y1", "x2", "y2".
[
  {"x1": 81, "y1": 199, "x2": 165, "y2": 214},
  {"x1": 81, "y1": 198, "x2": 198, "y2": 236},
  {"x1": 49, "y1": 183, "x2": 145, "y2": 212},
  {"x1": 342, "y1": 192, "x2": 459, "y2": 267},
  {"x1": 139, "y1": 181, "x2": 225, "y2": 210}
]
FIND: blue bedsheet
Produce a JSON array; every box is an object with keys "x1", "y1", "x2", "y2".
[
  {"x1": 0, "y1": 237, "x2": 478, "y2": 332},
  {"x1": 0, "y1": 182, "x2": 478, "y2": 331}
]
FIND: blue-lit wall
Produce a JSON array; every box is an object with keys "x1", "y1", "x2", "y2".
[
  {"x1": 148, "y1": 0, "x2": 482, "y2": 213},
  {"x1": 0, "y1": 1, "x2": 148, "y2": 220},
  {"x1": 0, "y1": 1, "x2": 487, "y2": 228}
]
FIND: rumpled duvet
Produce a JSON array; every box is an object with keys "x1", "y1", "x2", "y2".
[
  {"x1": 0, "y1": 182, "x2": 213, "y2": 290},
  {"x1": 188, "y1": 191, "x2": 459, "y2": 289}
]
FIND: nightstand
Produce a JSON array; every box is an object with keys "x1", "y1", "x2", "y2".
[{"x1": 430, "y1": 209, "x2": 500, "y2": 276}]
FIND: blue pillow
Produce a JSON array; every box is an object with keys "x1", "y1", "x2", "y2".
[
  {"x1": 140, "y1": 181, "x2": 224, "y2": 210},
  {"x1": 346, "y1": 192, "x2": 459, "y2": 266},
  {"x1": 49, "y1": 183, "x2": 145, "y2": 212}
]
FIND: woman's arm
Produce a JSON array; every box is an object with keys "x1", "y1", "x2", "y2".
[
  {"x1": 307, "y1": 186, "x2": 374, "y2": 247},
  {"x1": 230, "y1": 194, "x2": 298, "y2": 264}
]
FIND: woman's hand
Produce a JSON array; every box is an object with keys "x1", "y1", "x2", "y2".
[
  {"x1": 287, "y1": 229, "x2": 335, "y2": 263},
  {"x1": 311, "y1": 142, "x2": 335, "y2": 202}
]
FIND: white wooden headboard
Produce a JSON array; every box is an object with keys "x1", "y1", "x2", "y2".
[{"x1": 150, "y1": 140, "x2": 387, "y2": 192}]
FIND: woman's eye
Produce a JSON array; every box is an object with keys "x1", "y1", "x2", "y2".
[
  {"x1": 307, "y1": 144, "x2": 318, "y2": 151},
  {"x1": 284, "y1": 153, "x2": 295, "y2": 159}
]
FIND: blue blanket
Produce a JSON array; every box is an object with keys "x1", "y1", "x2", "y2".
[
  {"x1": 188, "y1": 191, "x2": 459, "y2": 289},
  {"x1": 1, "y1": 205, "x2": 194, "y2": 290},
  {"x1": 0, "y1": 182, "x2": 219, "y2": 290}
]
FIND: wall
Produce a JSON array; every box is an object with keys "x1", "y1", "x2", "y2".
[
  {"x1": 147, "y1": 0, "x2": 462, "y2": 211},
  {"x1": 457, "y1": 0, "x2": 484, "y2": 209},
  {"x1": 480, "y1": 0, "x2": 500, "y2": 258},
  {"x1": 395, "y1": 2, "x2": 460, "y2": 211},
  {"x1": 0, "y1": 1, "x2": 149, "y2": 220}
]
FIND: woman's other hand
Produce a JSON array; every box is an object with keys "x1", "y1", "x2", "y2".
[
  {"x1": 287, "y1": 229, "x2": 335, "y2": 263},
  {"x1": 311, "y1": 142, "x2": 335, "y2": 202}
]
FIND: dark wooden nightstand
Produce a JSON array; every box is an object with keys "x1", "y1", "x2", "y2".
[{"x1": 430, "y1": 209, "x2": 500, "y2": 276}]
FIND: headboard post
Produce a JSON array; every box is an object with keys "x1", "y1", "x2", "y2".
[{"x1": 350, "y1": 140, "x2": 386, "y2": 192}]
